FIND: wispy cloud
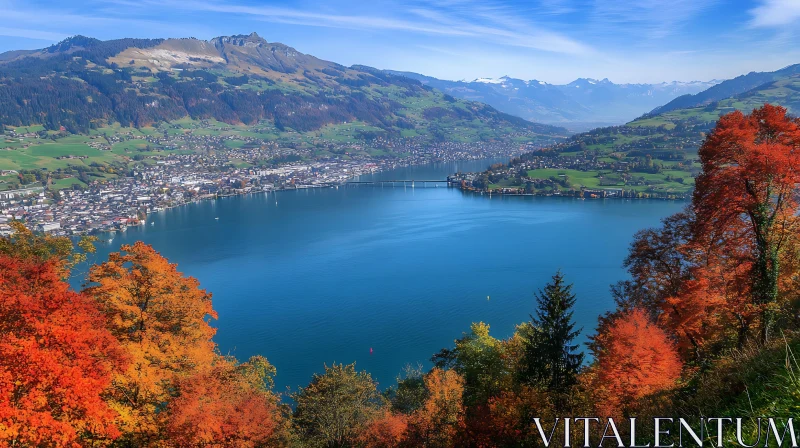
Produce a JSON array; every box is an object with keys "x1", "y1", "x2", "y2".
[
  {"x1": 0, "y1": 0, "x2": 207, "y2": 42},
  {"x1": 535, "y1": 0, "x2": 577, "y2": 15},
  {"x1": 101, "y1": 0, "x2": 592, "y2": 55},
  {"x1": 0, "y1": 27, "x2": 67, "y2": 41},
  {"x1": 414, "y1": 45, "x2": 466, "y2": 58},
  {"x1": 0, "y1": 0, "x2": 793, "y2": 84},
  {"x1": 407, "y1": 4, "x2": 590, "y2": 54},
  {"x1": 591, "y1": 0, "x2": 717, "y2": 39},
  {"x1": 749, "y1": 0, "x2": 800, "y2": 27}
]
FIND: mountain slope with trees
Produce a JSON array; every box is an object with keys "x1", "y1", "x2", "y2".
[
  {"x1": 650, "y1": 63, "x2": 800, "y2": 115},
  {"x1": 0, "y1": 34, "x2": 566, "y2": 143},
  {"x1": 469, "y1": 70, "x2": 800, "y2": 197}
]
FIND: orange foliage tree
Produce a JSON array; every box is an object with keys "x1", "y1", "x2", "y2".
[
  {"x1": 474, "y1": 386, "x2": 556, "y2": 447},
  {"x1": 589, "y1": 308, "x2": 682, "y2": 417},
  {"x1": 0, "y1": 256, "x2": 126, "y2": 447},
  {"x1": 618, "y1": 105, "x2": 800, "y2": 357},
  {"x1": 356, "y1": 411, "x2": 409, "y2": 448},
  {"x1": 693, "y1": 104, "x2": 800, "y2": 342},
  {"x1": 165, "y1": 356, "x2": 287, "y2": 447},
  {"x1": 406, "y1": 368, "x2": 465, "y2": 447},
  {"x1": 85, "y1": 242, "x2": 218, "y2": 444},
  {"x1": 662, "y1": 250, "x2": 754, "y2": 355}
]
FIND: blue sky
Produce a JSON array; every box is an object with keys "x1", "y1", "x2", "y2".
[{"x1": 0, "y1": 0, "x2": 799, "y2": 84}]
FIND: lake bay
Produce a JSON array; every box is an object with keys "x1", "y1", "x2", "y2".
[{"x1": 79, "y1": 159, "x2": 684, "y2": 393}]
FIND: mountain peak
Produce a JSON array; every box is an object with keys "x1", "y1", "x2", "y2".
[
  {"x1": 211, "y1": 32, "x2": 268, "y2": 49},
  {"x1": 472, "y1": 77, "x2": 504, "y2": 84},
  {"x1": 46, "y1": 35, "x2": 101, "y2": 53}
]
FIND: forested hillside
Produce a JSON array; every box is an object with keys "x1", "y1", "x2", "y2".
[
  {"x1": 0, "y1": 34, "x2": 565, "y2": 141},
  {"x1": 650, "y1": 62, "x2": 800, "y2": 114}
]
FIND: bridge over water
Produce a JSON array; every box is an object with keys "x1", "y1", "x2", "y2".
[{"x1": 345, "y1": 180, "x2": 451, "y2": 187}]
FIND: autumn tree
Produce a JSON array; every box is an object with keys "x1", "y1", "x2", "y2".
[
  {"x1": 165, "y1": 355, "x2": 288, "y2": 447},
  {"x1": 431, "y1": 322, "x2": 509, "y2": 407},
  {"x1": 292, "y1": 363, "x2": 383, "y2": 447},
  {"x1": 481, "y1": 386, "x2": 556, "y2": 447},
  {"x1": 85, "y1": 242, "x2": 218, "y2": 444},
  {"x1": 693, "y1": 104, "x2": 800, "y2": 342},
  {"x1": 0, "y1": 220, "x2": 96, "y2": 276},
  {"x1": 0, "y1": 256, "x2": 126, "y2": 446},
  {"x1": 520, "y1": 271, "x2": 584, "y2": 393},
  {"x1": 612, "y1": 210, "x2": 695, "y2": 318},
  {"x1": 356, "y1": 411, "x2": 408, "y2": 448},
  {"x1": 589, "y1": 308, "x2": 682, "y2": 418},
  {"x1": 663, "y1": 255, "x2": 754, "y2": 357},
  {"x1": 405, "y1": 368, "x2": 465, "y2": 448},
  {"x1": 612, "y1": 210, "x2": 719, "y2": 358}
]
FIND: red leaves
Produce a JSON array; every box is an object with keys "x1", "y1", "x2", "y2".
[
  {"x1": 356, "y1": 411, "x2": 409, "y2": 448},
  {"x1": 694, "y1": 104, "x2": 800, "y2": 249},
  {"x1": 0, "y1": 256, "x2": 126, "y2": 447},
  {"x1": 622, "y1": 105, "x2": 800, "y2": 358},
  {"x1": 165, "y1": 360, "x2": 284, "y2": 447},
  {"x1": 692, "y1": 104, "x2": 800, "y2": 343},
  {"x1": 591, "y1": 308, "x2": 682, "y2": 417},
  {"x1": 694, "y1": 105, "x2": 799, "y2": 246}
]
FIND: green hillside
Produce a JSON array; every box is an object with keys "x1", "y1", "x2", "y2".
[
  {"x1": 0, "y1": 34, "x2": 566, "y2": 151},
  {"x1": 474, "y1": 73, "x2": 800, "y2": 197}
]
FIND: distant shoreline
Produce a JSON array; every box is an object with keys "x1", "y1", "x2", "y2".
[
  {"x1": 92, "y1": 161, "x2": 688, "y2": 239},
  {"x1": 457, "y1": 189, "x2": 690, "y2": 201}
]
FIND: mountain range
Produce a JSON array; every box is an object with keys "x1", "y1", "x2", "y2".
[
  {"x1": 386, "y1": 71, "x2": 719, "y2": 132},
  {"x1": 649, "y1": 63, "x2": 800, "y2": 115},
  {"x1": 2, "y1": 31, "x2": 799, "y2": 163},
  {"x1": 0, "y1": 33, "x2": 566, "y2": 143},
  {"x1": 477, "y1": 60, "x2": 800, "y2": 195}
]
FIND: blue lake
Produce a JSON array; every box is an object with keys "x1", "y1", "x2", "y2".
[{"x1": 77, "y1": 159, "x2": 684, "y2": 393}]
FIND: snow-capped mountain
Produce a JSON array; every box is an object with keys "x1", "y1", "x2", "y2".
[{"x1": 386, "y1": 71, "x2": 719, "y2": 131}]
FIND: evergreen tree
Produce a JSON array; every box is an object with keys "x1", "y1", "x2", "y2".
[{"x1": 520, "y1": 270, "x2": 584, "y2": 392}]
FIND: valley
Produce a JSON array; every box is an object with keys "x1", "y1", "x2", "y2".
[
  {"x1": 467, "y1": 63, "x2": 800, "y2": 198},
  {"x1": 387, "y1": 71, "x2": 719, "y2": 131},
  {"x1": 0, "y1": 33, "x2": 570, "y2": 234},
  {"x1": 3, "y1": 32, "x2": 800, "y2": 234},
  {"x1": 4, "y1": 2, "x2": 800, "y2": 445}
]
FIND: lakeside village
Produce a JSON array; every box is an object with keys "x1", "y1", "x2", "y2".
[
  {"x1": 447, "y1": 152, "x2": 694, "y2": 200},
  {"x1": 0, "y1": 129, "x2": 538, "y2": 236}
]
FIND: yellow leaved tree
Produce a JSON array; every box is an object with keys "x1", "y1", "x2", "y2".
[{"x1": 85, "y1": 242, "x2": 218, "y2": 445}]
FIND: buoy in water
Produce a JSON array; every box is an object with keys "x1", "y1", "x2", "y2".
[{"x1": 369, "y1": 347, "x2": 373, "y2": 355}]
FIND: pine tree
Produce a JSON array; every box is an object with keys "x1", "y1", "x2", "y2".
[{"x1": 520, "y1": 270, "x2": 584, "y2": 392}]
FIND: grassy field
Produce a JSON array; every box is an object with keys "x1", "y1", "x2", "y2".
[
  {"x1": 0, "y1": 141, "x2": 120, "y2": 170},
  {"x1": 526, "y1": 168, "x2": 605, "y2": 188},
  {"x1": 514, "y1": 167, "x2": 694, "y2": 194},
  {"x1": 50, "y1": 177, "x2": 87, "y2": 190},
  {"x1": 315, "y1": 122, "x2": 386, "y2": 142}
]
